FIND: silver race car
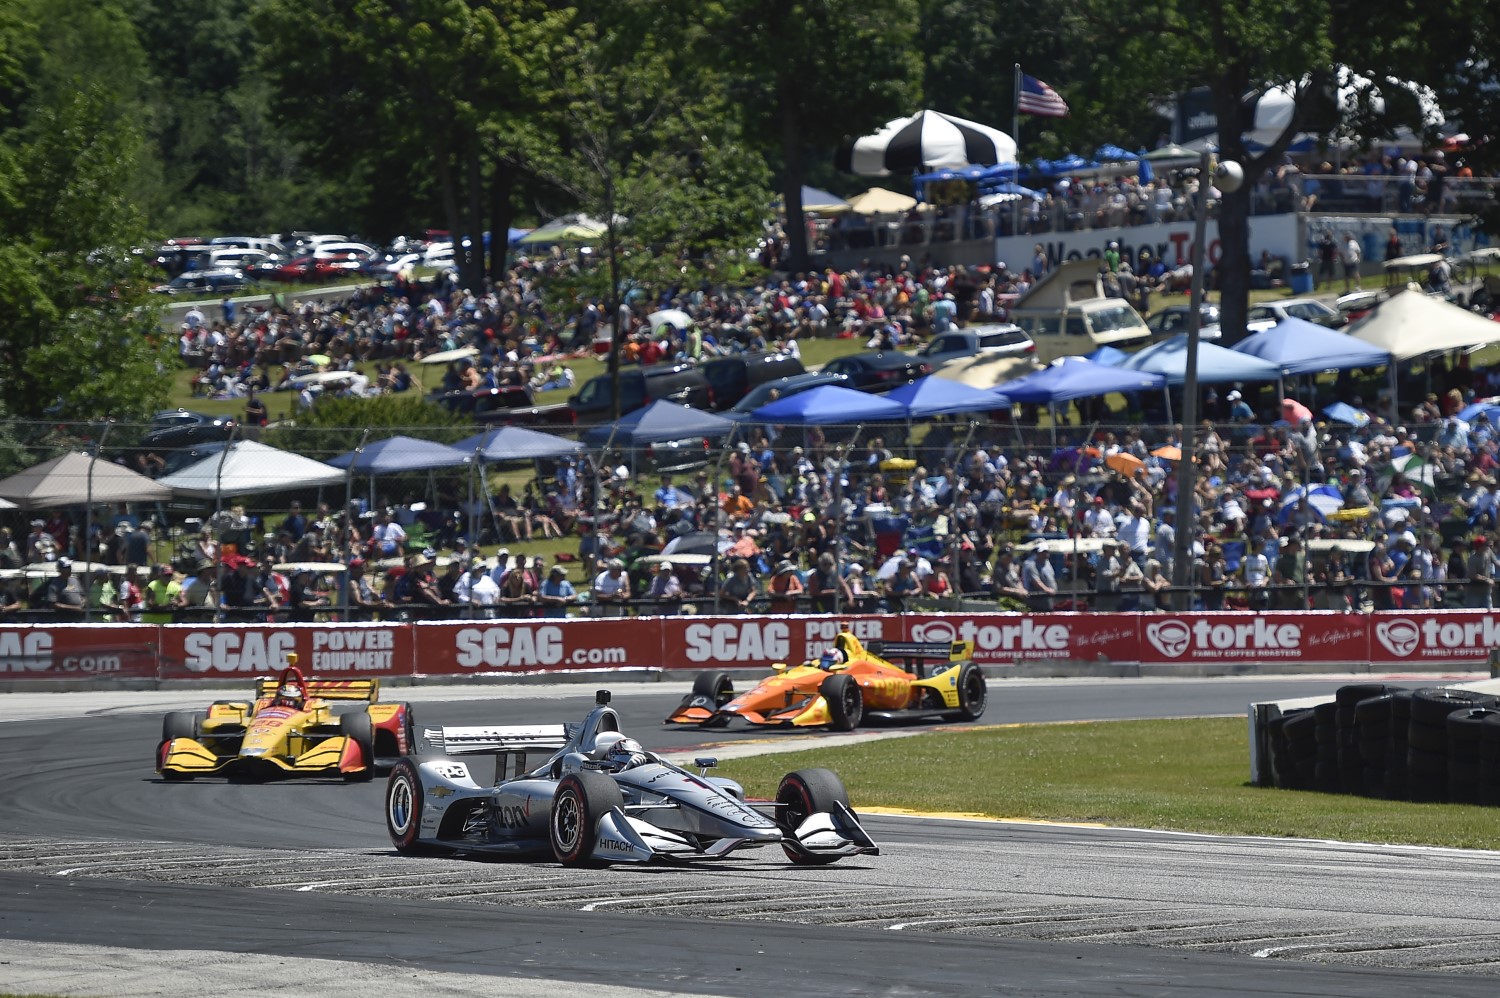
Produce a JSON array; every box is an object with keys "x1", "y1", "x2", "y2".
[{"x1": 384, "y1": 690, "x2": 879, "y2": 867}]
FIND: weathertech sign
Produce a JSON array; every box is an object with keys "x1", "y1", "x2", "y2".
[{"x1": 7, "y1": 611, "x2": 1500, "y2": 681}]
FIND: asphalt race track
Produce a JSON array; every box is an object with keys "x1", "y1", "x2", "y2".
[{"x1": 3, "y1": 677, "x2": 1500, "y2": 997}]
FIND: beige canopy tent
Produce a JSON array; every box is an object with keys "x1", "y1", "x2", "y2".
[
  {"x1": 1348, "y1": 285, "x2": 1500, "y2": 361},
  {"x1": 0, "y1": 452, "x2": 173, "y2": 509},
  {"x1": 845, "y1": 187, "x2": 919, "y2": 215}
]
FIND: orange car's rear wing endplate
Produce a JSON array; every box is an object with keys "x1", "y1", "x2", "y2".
[{"x1": 254, "y1": 676, "x2": 380, "y2": 702}]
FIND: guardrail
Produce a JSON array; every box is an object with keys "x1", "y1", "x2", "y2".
[{"x1": 1, "y1": 609, "x2": 1496, "y2": 683}]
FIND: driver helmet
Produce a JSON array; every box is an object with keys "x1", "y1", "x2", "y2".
[
  {"x1": 591, "y1": 731, "x2": 628, "y2": 760},
  {"x1": 819, "y1": 648, "x2": 846, "y2": 670}
]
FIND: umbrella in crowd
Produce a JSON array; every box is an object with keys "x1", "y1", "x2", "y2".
[
  {"x1": 418, "y1": 346, "x2": 480, "y2": 365},
  {"x1": 1141, "y1": 143, "x2": 1197, "y2": 165},
  {"x1": 1150, "y1": 445, "x2": 1182, "y2": 461},
  {"x1": 647, "y1": 309, "x2": 693, "y2": 331},
  {"x1": 1279, "y1": 484, "x2": 1344, "y2": 524},
  {"x1": 1457, "y1": 401, "x2": 1500, "y2": 426},
  {"x1": 517, "y1": 213, "x2": 610, "y2": 245},
  {"x1": 1323, "y1": 402, "x2": 1371, "y2": 427},
  {"x1": 1105, "y1": 453, "x2": 1145, "y2": 478},
  {"x1": 836, "y1": 109, "x2": 1017, "y2": 177}
]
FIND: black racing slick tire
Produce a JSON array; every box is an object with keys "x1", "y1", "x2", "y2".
[
  {"x1": 385, "y1": 758, "x2": 448, "y2": 855},
  {"x1": 820, "y1": 673, "x2": 863, "y2": 731},
  {"x1": 692, "y1": 671, "x2": 735, "y2": 708},
  {"x1": 341, "y1": 712, "x2": 376, "y2": 782},
  {"x1": 777, "y1": 768, "x2": 851, "y2": 865},
  {"x1": 159, "y1": 711, "x2": 200, "y2": 781},
  {"x1": 550, "y1": 770, "x2": 625, "y2": 868},
  {"x1": 954, "y1": 662, "x2": 987, "y2": 722},
  {"x1": 162, "y1": 711, "x2": 199, "y2": 742}
]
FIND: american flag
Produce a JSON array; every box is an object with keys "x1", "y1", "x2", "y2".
[{"x1": 1018, "y1": 72, "x2": 1069, "y2": 118}]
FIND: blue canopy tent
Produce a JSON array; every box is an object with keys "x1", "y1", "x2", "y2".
[
  {"x1": 1117, "y1": 334, "x2": 1282, "y2": 385},
  {"x1": 993, "y1": 356, "x2": 1165, "y2": 404},
  {"x1": 1093, "y1": 144, "x2": 1139, "y2": 162},
  {"x1": 746, "y1": 385, "x2": 906, "y2": 425},
  {"x1": 914, "y1": 164, "x2": 993, "y2": 183},
  {"x1": 456, "y1": 426, "x2": 584, "y2": 462},
  {"x1": 884, "y1": 375, "x2": 1010, "y2": 418},
  {"x1": 1230, "y1": 317, "x2": 1391, "y2": 375},
  {"x1": 328, "y1": 435, "x2": 474, "y2": 533},
  {"x1": 328, "y1": 435, "x2": 470, "y2": 473},
  {"x1": 580, "y1": 400, "x2": 737, "y2": 446},
  {"x1": 799, "y1": 185, "x2": 849, "y2": 212},
  {"x1": 1083, "y1": 345, "x2": 1128, "y2": 366}
]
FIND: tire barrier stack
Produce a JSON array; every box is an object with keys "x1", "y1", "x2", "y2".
[{"x1": 1264, "y1": 685, "x2": 1500, "y2": 804}]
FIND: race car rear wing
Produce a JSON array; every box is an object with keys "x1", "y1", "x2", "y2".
[
  {"x1": 867, "y1": 640, "x2": 974, "y2": 662},
  {"x1": 424, "y1": 724, "x2": 571, "y2": 756},
  {"x1": 254, "y1": 677, "x2": 380, "y2": 702},
  {"x1": 425, "y1": 724, "x2": 572, "y2": 783}
]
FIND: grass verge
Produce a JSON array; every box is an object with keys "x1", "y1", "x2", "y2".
[{"x1": 718, "y1": 717, "x2": 1500, "y2": 851}]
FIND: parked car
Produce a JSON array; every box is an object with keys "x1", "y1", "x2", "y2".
[
  {"x1": 700, "y1": 351, "x2": 805, "y2": 410},
  {"x1": 430, "y1": 385, "x2": 574, "y2": 427},
  {"x1": 1246, "y1": 298, "x2": 1347, "y2": 329},
  {"x1": 569, "y1": 362, "x2": 714, "y2": 425},
  {"x1": 819, "y1": 352, "x2": 932, "y2": 393},
  {"x1": 139, "y1": 410, "x2": 237, "y2": 450},
  {"x1": 916, "y1": 324, "x2": 1035, "y2": 364},
  {"x1": 1145, "y1": 304, "x2": 1221, "y2": 339},
  {"x1": 150, "y1": 268, "x2": 252, "y2": 296},
  {"x1": 725, "y1": 371, "x2": 851, "y2": 421}
]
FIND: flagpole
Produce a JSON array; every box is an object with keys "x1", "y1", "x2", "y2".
[{"x1": 1012, "y1": 63, "x2": 1022, "y2": 239}]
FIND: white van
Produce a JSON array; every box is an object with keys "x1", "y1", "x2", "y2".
[
  {"x1": 1007, "y1": 258, "x2": 1152, "y2": 363},
  {"x1": 210, "y1": 235, "x2": 288, "y2": 256}
]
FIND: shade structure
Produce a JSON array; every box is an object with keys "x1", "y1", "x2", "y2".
[
  {"x1": 327, "y1": 435, "x2": 470, "y2": 474},
  {"x1": 845, "y1": 187, "x2": 918, "y2": 215},
  {"x1": 0, "y1": 452, "x2": 173, "y2": 509},
  {"x1": 517, "y1": 213, "x2": 609, "y2": 245},
  {"x1": 745, "y1": 385, "x2": 906, "y2": 425},
  {"x1": 1083, "y1": 345, "x2": 1128, "y2": 366},
  {"x1": 1141, "y1": 143, "x2": 1197, "y2": 165},
  {"x1": 1117, "y1": 334, "x2": 1281, "y2": 385},
  {"x1": 1348, "y1": 286, "x2": 1500, "y2": 360},
  {"x1": 994, "y1": 356, "x2": 1165, "y2": 404},
  {"x1": 456, "y1": 427, "x2": 584, "y2": 462},
  {"x1": 580, "y1": 400, "x2": 737, "y2": 447},
  {"x1": 837, "y1": 110, "x2": 1017, "y2": 177},
  {"x1": 1458, "y1": 402, "x2": 1500, "y2": 426},
  {"x1": 159, "y1": 441, "x2": 346, "y2": 498},
  {"x1": 883, "y1": 375, "x2": 1009, "y2": 418},
  {"x1": 799, "y1": 185, "x2": 849, "y2": 213},
  {"x1": 1231, "y1": 317, "x2": 1391, "y2": 375},
  {"x1": 417, "y1": 346, "x2": 480, "y2": 365},
  {"x1": 647, "y1": 308, "x2": 692, "y2": 331}
]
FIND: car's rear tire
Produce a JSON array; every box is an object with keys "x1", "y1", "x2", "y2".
[
  {"x1": 550, "y1": 770, "x2": 624, "y2": 868},
  {"x1": 341, "y1": 712, "x2": 376, "y2": 782},
  {"x1": 692, "y1": 671, "x2": 735, "y2": 708},
  {"x1": 955, "y1": 662, "x2": 987, "y2": 722},
  {"x1": 777, "y1": 768, "x2": 850, "y2": 865},
  {"x1": 385, "y1": 758, "x2": 449, "y2": 855},
  {"x1": 820, "y1": 674, "x2": 863, "y2": 731}
]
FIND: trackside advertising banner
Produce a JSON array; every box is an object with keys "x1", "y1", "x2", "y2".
[
  {"x1": 158, "y1": 623, "x2": 415, "y2": 680},
  {"x1": 8, "y1": 612, "x2": 1500, "y2": 681},
  {"x1": 0, "y1": 625, "x2": 159, "y2": 679},
  {"x1": 414, "y1": 620, "x2": 662, "y2": 675}
]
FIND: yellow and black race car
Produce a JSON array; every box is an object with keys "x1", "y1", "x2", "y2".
[{"x1": 156, "y1": 653, "x2": 413, "y2": 781}]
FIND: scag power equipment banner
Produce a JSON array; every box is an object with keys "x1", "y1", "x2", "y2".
[{"x1": 158, "y1": 624, "x2": 413, "y2": 679}]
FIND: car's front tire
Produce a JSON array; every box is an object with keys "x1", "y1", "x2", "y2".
[
  {"x1": 777, "y1": 768, "x2": 851, "y2": 865},
  {"x1": 386, "y1": 759, "x2": 448, "y2": 855},
  {"x1": 550, "y1": 770, "x2": 624, "y2": 868},
  {"x1": 340, "y1": 712, "x2": 376, "y2": 782}
]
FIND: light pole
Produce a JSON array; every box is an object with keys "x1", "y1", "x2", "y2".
[{"x1": 1170, "y1": 154, "x2": 1243, "y2": 608}]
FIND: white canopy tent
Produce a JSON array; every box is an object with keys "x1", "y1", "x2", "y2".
[
  {"x1": 1348, "y1": 287, "x2": 1500, "y2": 361},
  {"x1": 158, "y1": 441, "x2": 346, "y2": 498},
  {"x1": 845, "y1": 187, "x2": 919, "y2": 215}
]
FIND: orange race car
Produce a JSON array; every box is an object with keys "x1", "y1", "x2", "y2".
[{"x1": 666, "y1": 631, "x2": 985, "y2": 731}]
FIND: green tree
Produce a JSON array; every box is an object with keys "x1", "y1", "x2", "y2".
[
  {"x1": 708, "y1": 0, "x2": 923, "y2": 273},
  {"x1": 0, "y1": 3, "x2": 171, "y2": 421},
  {"x1": 1072, "y1": 0, "x2": 1456, "y2": 343}
]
